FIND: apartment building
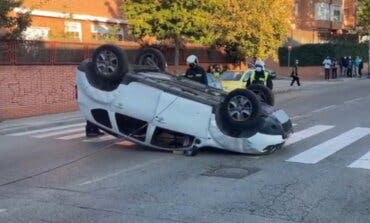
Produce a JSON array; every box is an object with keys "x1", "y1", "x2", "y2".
[
  {"x1": 291, "y1": 0, "x2": 356, "y2": 44},
  {"x1": 16, "y1": 0, "x2": 127, "y2": 42}
]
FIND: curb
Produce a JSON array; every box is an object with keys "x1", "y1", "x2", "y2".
[{"x1": 0, "y1": 117, "x2": 85, "y2": 135}]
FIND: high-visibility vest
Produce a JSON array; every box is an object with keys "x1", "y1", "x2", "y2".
[
  {"x1": 213, "y1": 72, "x2": 221, "y2": 79},
  {"x1": 250, "y1": 71, "x2": 269, "y2": 85}
]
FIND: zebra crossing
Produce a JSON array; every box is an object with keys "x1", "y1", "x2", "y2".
[
  {"x1": 6, "y1": 123, "x2": 370, "y2": 170},
  {"x1": 7, "y1": 123, "x2": 116, "y2": 143}
]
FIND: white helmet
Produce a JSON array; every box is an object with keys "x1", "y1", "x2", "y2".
[
  {"x1": 255, "y1": 60, "x2": 265, "y2": 68},
  {"x1": 186, "y1": 55, "x2": 198, "y2": 65}
]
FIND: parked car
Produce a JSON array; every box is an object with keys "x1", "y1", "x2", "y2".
[
  {"x1": 220, "y1": 70, "x2": 252, "y2": 92},
  {"x1": 76, "y1": 45, "x2": 293, "y2": 156}
]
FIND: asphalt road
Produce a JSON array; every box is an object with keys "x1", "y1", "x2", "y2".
[{"x1": 0, "y1": 78, "x2": 370, "y2": 223}]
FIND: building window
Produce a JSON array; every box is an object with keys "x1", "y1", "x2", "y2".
[
  {"x1": 315, "y1": 3, "x2": 330, "y2": 20},
  {"x1": 295, "y1": 2, "x2": 299, "y2": 16},
  {"x1": 22, "y1": 27, "x2": 50, "y2": 40},
  {"x1": 331, "y1": 5, "x2": 342, "y2": 22},
  {"x1": 91, "y1": 23, "x2": 124, "y2": 41},
  {"x1": 65, "y1": 21, "x2": 82, "y2": 40}
]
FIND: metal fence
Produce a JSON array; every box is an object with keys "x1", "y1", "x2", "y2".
[{"x1": 0, "y1": 40, "x2": 227, "y2": 66}]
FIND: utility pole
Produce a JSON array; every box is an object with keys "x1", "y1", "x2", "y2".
[{"x1": 288, "y1": 45, "x2": 292, "y2": 71}]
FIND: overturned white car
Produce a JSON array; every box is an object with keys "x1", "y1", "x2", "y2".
[{"x1": 76, "y1": 45, "x2": 293, "y2": 156}]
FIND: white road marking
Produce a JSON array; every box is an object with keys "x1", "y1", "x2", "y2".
[
  {"x1": 344, "y1": 97, "x2": 364, "y2": 104},
  {"x1": 285, "y1": 125, "x2": 334, "y2": 146},
  {"x1": 291, "y1": 115, "x2": 306, "y2": 120},
  {"x1": 312, "y1": 105, "x2": 336, "y2": 113},
  {"x1": 287, "y1": 127, "x2": 370, "y2": 164},
  {"x1": 0, "y1": 209, "x2": 7, "y2": 213},
  {"x1": 348, "y1": 151, "x2": 370, "y2": 170},
  {"x1": 79, "y1": 158, "x2": 166, "y2": 186},
  {"x1": 292, "y1": 123, "x2": 298, "y2": 127},
  {"x1": 83, "y1": 135, "x2": 115, "y2": 143},
  {"x1": 57, "y1": 133, "x2": 86, "y2": 140},
  {"x1": 9, "y1": 123, "x2": 85, "y2": 136},
  {"x1": 32, "y1": 128, "x2": 84, "y2": 138}
]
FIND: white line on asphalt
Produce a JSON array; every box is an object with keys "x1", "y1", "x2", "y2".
[
  {"x1": 83, "y1": 135, "x2": 116, "y2": 143},
  {"x1": 32, "y1": 128, "x2": 84, "y2": 138},
  {"x1": 0, "y1": 209, "x2": 7, "y2": 213},
  {"x1": 9, "y1": 123, "x2": 85, "y2": 136},
  {"x1": 56, "y1": 133, "x2": 86, "y2": 140},
  {"x1": 348, "y1": 151, "x2": 370, "y2": 170},
  {"x1": 285, "y1": 125, "x2": 334, "y2": 146},
  {"x1": 312, "y1": 105, "x2": 336, "y2": 113},
  {"x1": 78, "y1": 158, "x2": 166, "y2": 186},
  {"x1": 344, "y1": 97, "x2": 364, "y2": 104},
  {"x1": 291, "y1": 115, "x2": 306, "y2": 120},
  {"x1": 286, "y1": 127, "x2": 370, "y2": 164},
  {"x1": 292, "y1": 123, "x2": 298, "y2": 127}
]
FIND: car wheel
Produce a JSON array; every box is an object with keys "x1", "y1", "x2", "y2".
[
  {"x1": 247, "y1": 84, "x2": 275, "y2": 106},
  {"x1": 221, "y1": 89, "x2": 261, "y2": 130},
  {"x1": 135, "y1": 48, "x2": 167, "y2": 72},
  {"x1": 92, "y1": 44, "x2": 129, "y2": 81}
]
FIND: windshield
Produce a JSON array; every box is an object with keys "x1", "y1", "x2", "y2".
[{"x1": 220, "y1": 71, "x2": 242, "y2": 81}]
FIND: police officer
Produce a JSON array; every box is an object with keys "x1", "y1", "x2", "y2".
[
  {"x1": 185, "y1": 55, "x2": 207, "y2": 85},
  {"x1": 246, "y1": 61, "x2": 273, "y2": 90}
]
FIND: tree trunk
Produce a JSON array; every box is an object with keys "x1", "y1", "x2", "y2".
[{"x1": 174, "y1": 38, "x2": 180, "y2": 74}]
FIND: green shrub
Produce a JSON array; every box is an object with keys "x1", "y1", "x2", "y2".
[{"x1": 278, "y1": 43, "x2": 369, "y2": 66}]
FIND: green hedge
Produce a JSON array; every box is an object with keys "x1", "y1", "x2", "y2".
[{"x1": 278, "y1": 43, "x2": 369, "y2": 66}]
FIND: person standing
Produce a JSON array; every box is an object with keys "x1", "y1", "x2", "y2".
[
  {"x1": 323, "y1": 56, "x2": 332, "y2": 80},
  {"x1": 343, "y1": 56, "x2": 349, "y2": 77},
  {"x1": 339, "y1": 56, "x2": 345, "y2": 77},
  {"x1": 185, "y1": 55, "x2": 207, "y2": 84},
  {"x1": 359, "y1": 59, "x2": 364, "y2": 78},
  {"x1": 354, "y1": 56, "x2": 362, "y2": 78},
  {"x1": 290, "y1": 59, "x2": 301, "y2": 86},
  {"x1": 331, "y1": 57, "x2": 338, "y2": 79},
  {"x1": 214, "y1": 64, "x2": 223, "y2": 79},
  {"x1": 347, "y1": 56, "x2": 353, "y2": 77}
]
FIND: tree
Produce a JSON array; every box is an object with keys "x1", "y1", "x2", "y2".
[
  {"x1": 121, "y1": 0, "x2": 221, "y2": 72},
  {"x1": 0, "y1": 0, "x2": 31, "y2": 40},
  {"x1": 214, "y1": 0, "x2": 293, "y2": 62},
  {"x1": 357, "y1": 0, "x2": 370, "y2": 75},
  {"x1": 357, "y1": 0, "x2": 370, "y2": 33}
]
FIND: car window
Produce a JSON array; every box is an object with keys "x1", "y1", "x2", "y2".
[
  {"x1": 242, "y1": 71, "x2": 253, "y2": 81},
  {"x1": 220, "y1": 71, "x2": 242, "y2": 81}
]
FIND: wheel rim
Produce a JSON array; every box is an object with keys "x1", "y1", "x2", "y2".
[
  {"x1": 96, "y1": 50, "x2": 119, "y2": 76},
  {"x1": 227, "y1": 95, "x2": 253, "y2": 122}
]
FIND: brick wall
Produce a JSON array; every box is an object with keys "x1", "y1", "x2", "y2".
[{"x1": 0, "y1": 65, "x2": 77, "y2": 120}]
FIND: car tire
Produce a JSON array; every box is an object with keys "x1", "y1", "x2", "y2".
[
  {"x1": 92, "y1": 44, "x2": 129, "y2": 82},
  {"x1": 135, "y1": 48, "x2": 167, "y2": 72},
  {"x1": 247, "y1": 84, "x2": 275, "y2": 106},
  {"x1": 220, "y1": 89, "x2": 261, "y2": 130}
]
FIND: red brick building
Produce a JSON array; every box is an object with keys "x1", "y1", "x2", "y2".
[
  {"x1": 16, "y1": 0, "x2": 127, "y2": 42},
  {"x1": 290, "y1": 0, "x2": 357, "y2": 44}
]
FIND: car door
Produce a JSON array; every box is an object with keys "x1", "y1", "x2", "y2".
[
  {"x1": 111, "y1": 82, "x2": 162, "y2": 122},
  {"x1": 153, "y1": 92, "x2": 213, "y2": 139}
]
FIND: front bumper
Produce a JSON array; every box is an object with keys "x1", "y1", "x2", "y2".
[{"x1": 208, "y1": 109, "x2": 293, "y2": 154}]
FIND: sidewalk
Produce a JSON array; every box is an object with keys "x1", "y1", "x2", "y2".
[{"x1": 0, "y1": 77, "x2": 356, "y2": 135}]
